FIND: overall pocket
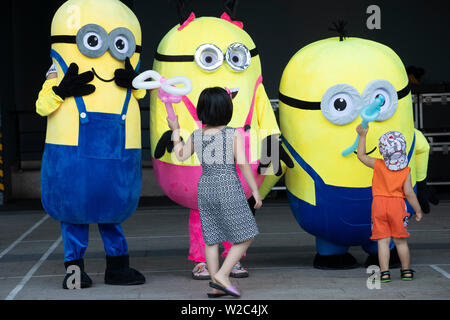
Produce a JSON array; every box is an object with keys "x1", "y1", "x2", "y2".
[{"x1": 78, "y1": 112, "x2": 124, "y2": 160}]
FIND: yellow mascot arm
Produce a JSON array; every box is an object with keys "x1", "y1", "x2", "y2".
[
  {"x1": 255, "y1": 83, "x2": 280, "y2": 137},
  {"x1": 36, "y1": 78, "x2": 64, "y2": 117},
  {"x1": 414, "y1": 129, "x2": 430, "y2": 182},
  {"x1": 132, "y1": 89, "x2": 146, "y2": 100}
]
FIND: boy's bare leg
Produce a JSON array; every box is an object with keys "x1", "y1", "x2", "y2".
[
  {"x1": 378, "y1": 237, "x2": 391, "y2": 275},
  {"x1": 393, "y1": 237, "x2": 411, "y2": 275},
  {"x1": 214, "y1": 238, "x2": 254, "y2": 288},
  {"x1": 205, "y1": 244, "x2": 221, "y2": 293}
]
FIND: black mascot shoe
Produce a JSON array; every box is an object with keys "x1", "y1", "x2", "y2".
[
  {"x1": 364, "y1": 247, "x2": 402, "y2": 269},
  {"x1": 62, "y1": 259, "x2": 93, "y2": 289},
  {"x1": 313, "y1": 252, "x2": 359, "y2": 269},
  {"x1": 104, "y1": 254, "x2": 146, "y2": 285}
]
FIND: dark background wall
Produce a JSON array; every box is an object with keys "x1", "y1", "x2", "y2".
[{"x1": 1, "y1": 0, "x2": 449, "y2": 200}]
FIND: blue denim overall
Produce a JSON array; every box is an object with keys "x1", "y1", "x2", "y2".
[
  {"x1": 281, "y1": 134, "x2": 415, "y2": 255},
  {"x1": 41, "y1": 50, "x2": 142, "y2": 260}
]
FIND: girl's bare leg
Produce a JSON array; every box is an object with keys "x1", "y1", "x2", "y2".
[
  {"x1": 214, "y1": 238, "x2": 254, "y2": 288},
  {"x1": 205, "y1": 243, "x2": 220, "y2": 293}
]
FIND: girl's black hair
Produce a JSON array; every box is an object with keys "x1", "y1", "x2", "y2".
[{"x1": 197, "y1": 87, "x2": 233, "y2": 126}]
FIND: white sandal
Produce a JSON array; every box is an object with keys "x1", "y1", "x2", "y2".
[
  {"x1": 230, "y1": 262, "x2": 249, "y2": 278},
  {"x1": 192, "y1": 262, "x2": 211, "y2": 280}
]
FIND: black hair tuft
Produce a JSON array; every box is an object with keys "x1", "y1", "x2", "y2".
[
  {"x1": 171, "y1": 0, "x2": 192, "y2": 26},
  {"x1": 223, "y1": 0, "x2": 239, "y2": 19},
  {"x1": 328, "y1": 20, "x2": 348, "y2": 41}
]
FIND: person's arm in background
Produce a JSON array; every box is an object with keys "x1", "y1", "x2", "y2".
[
  {"x1": 356, "y1": 124, "x2": 376, "y2": 168},
  {"x1": 414, "y1": 128, "x2": 439, "y2": 213},
  {"x1": 234, "y1": 129, "x2": 262, "y2": 210},
  {"x1": 403, "y1": 172, "x2": 423, "y2": 222}
]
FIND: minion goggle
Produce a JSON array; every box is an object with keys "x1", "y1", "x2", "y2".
[
  {"x1": 51, "y1": 24, "x2": 142, "y2": 61},
  {"x1": 154, "y1": 43, "x2": 258, "y2": 72},
  {"x1": 279, "y1": 80, "x2": 411, "y2": 125}
]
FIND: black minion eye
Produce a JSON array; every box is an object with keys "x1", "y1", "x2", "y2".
[
  {"x1": 87, "y1": 35, "x2": 99, "y2": 47},
  {"x1": 375, "y1": 94, "x2": 386, "y2": 106},
  {"x1": 334, "y1": 98, "x2": 347, "y2": 111},
  {"x1": 204, "y1": 55, "x2": 213, "y2": 64},
  {"x1": 116, "y1": 39, "x2": 125, "y2": 50}
]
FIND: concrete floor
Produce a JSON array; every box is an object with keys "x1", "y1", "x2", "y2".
[{"x1": 0, "y1": 198, "x2": 449, "y2": 300}]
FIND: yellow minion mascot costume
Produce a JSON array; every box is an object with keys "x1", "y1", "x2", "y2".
[
  {"x1": 150, "y1": 0, "x2": 292, "y2": 279},
  {"x1": 36, "y1": 0, "x2": 145, "y2": 288},
  {"x1": 273, "y1": 23, "x2": 433, "y2": 269}
]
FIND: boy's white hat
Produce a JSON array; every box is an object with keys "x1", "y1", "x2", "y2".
[{"x1": 378, "y1": 131, "x2": 408, "y2": 171}]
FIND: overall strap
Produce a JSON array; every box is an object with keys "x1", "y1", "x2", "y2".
[
  {"x1": 407, "y1": 132, "x2": 416, "y2": 164},
  {"x1": 119, "y1": 60, "x2": 141, "y2": 126},
  {"x1": 280, "y1": 135, "x2": 325, "y2": 186},
  {"x1": 50, "y1": 49, "x2": 89, "y2": 124}
]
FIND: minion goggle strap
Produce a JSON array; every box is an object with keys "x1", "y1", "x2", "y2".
[
  {"x1": 279, "y1": 81, "x2": 411, "y2": 125},
  {"x1": 155, "y1": 43, "x2": 258, "y2": 72},
  {"x1": 51, "y1": 24, "x2": 142, "y2": 61},
  {"x1": 279, "y1": 82, "x2": 410, "y2": 110}
]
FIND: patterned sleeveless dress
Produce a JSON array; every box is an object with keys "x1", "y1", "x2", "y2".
[{"x1": 193, "y1": 126, "x2": 259, "y2": 245}]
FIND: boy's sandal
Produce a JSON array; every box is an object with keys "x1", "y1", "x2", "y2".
[
  {"x1": 400, "y1": 269, "x2": 415, "y2": 281},
  {"x1": 380, "y1": 271, "x2": 391, "y2": 283}
]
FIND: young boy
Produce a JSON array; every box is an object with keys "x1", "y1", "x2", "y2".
[{"x1": 356, "y1": 125, "x2": 423, "y2": 282}]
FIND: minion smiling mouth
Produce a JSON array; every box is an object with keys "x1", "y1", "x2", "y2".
[
  {"x1": 92, "y1": 68, "x2": 115, "y2": 82},
  {"x1": 353, "y1": 146, "x2": 377, "y2": 155}
]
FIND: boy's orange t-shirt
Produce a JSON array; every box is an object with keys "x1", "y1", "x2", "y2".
[{"x1": 372, "y1": 159, "x2": 411, "y2": 198}]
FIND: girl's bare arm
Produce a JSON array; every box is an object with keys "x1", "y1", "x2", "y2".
[{"x1": 234, "y1": 130, "x2": 262, "y2": 209}]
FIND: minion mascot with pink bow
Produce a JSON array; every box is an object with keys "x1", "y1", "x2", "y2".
[
  {"x1": 36, "y1": 0, "x2": 146, "y2": 289},
  {"x1": 149, "y1": 0, "x2": 293, "y2": 279}
]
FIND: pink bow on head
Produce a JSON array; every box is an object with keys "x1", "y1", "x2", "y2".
[
  {"x1": 220, "y1": 12, "x2": 243, "y2": 29},
  {"x1": 178, "y1": 12, "x2": 196, "y2": 31}
]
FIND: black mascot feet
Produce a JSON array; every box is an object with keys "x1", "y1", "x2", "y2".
[
  {"x1": 104, "y1": 254, "x2": 146, "y2": 285},
  {"x1": 63, "y1": 259, "x2": 93, "y2": 289},
  {"x1": 313, "y1": 252, "x2": 359, "y2": 269}
]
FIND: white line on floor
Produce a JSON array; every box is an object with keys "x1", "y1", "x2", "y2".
[
  {"x1": 0, "y1": 215, "x2": 49, "y2": 260},
  {"x1": 4, "y1": 236, "x2": 62, "y2": 300},
  {"x1": 430, "y1": 264, "x2": 450, "y2": 279},
  {"x1": 2, "y1": 263, "x2": 450, "y2": 281}
]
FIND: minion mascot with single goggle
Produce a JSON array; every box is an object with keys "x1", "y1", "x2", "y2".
[
  {"x1": 260, "y1": 22, "x2": 437, "y2": 269},
  {"x1": 149, "y1": 0, "x2": 293, "y2": 278},
  {"x1": 36, "y1": 0, "x2": 146, "y2": 288}
]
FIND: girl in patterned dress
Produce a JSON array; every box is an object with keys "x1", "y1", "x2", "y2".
[{"x1": 167, "y1": 87, "x2": 262, "y2": 298}]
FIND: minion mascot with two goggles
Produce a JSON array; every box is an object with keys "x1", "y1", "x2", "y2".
[
  {"x1": 262, "y1": 22, "x2": 436, "y2": 269},
  {"x1": 36, "y1": 0, "x2": 146, "y2": 288},
  {"x1": 150, "y1": 0, "x2": 292, "y2": 279}
]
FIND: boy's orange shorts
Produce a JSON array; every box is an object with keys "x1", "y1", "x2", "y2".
[{"x1": 371, "y1": 196, "x2": 410, "y2": 240}]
